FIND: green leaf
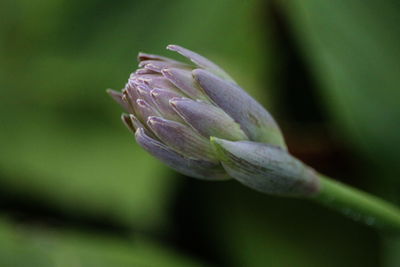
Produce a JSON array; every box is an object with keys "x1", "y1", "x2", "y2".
[
  {"x1": 0, "y1": 218, "x2": 202, "y2": 267},
  {"x1": 281, "y1": 0, "x2": 400, "y2": 185}
]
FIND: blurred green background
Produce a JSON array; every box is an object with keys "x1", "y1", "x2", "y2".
[{"x1": 1, "y1": 0, "x2": 400, "y2": 266}]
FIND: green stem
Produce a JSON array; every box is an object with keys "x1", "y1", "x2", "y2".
[{"x1": 312, "y1": 175, "x2": 400, "y2": 232}]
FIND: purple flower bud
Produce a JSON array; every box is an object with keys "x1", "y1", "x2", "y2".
[{"x1": 108, "y1": 45, "x2": 296, "y2": 189}]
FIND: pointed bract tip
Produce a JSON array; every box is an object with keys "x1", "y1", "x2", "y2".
[
  {"x1": 138, "y1": 52, "x2": 174, "y2": 63},
  {"x1": 137, "y1": 52, "x2": 147, "y2": 62},
  {"x1": 166, "y1": 44, "x2": 179, "y2": 51},
  {"x1": 150, "y1": 89, "x2": 159, "y2": 98},
  {"x1": 135, "y1": 126, "x2": 142, "y2": 134},
  {"x1": 210, "y1": 136, "x2": 234, "y2": 147},
  {"x1": 121, "y1": 113, "x2": 136, "y2": 133},
  {"x1": 106, "y1": 88, "x2": 120, "y2": 97},
  {"x1": 121, "y1": 113, "x2": 130, "y2": 123},
  {"x1": 147, "y1": 116, "x2": 163, "y2": 126},
  {"x1": 136, "y1": 99, "x2": 147, "y2": 107},
  {"x1": 209, "y1": 137, "x2": 229, "y2": 161},
  {"x1": 191, "y1": 68, "x2": 204, "y2": 77},
  {"x1": 209, "y1": 136, "x2": 218, "y2": 149},
  {"x1": 168, "y1": 96, "x2": 189, "y2": 107},
  {"x1": 161, "y1": 68, "x2": 171, "y2": 76},
  {"x1": 209, "y1": 136, "x2": 217, "y2": 144},
  {"x1": 134, "y1": 127, "x2": 145, "y2": 139},
  {"x1": 107, "y1": 89, "x2": 132, "y2": 112}
]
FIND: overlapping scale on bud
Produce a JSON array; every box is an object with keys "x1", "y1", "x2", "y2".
[
  {"x1": 210, "y1": 137, "x2": 320, "y2": 196},
  {"x1": 108, "y1": 45, "x2": 319, "y2": 196}
]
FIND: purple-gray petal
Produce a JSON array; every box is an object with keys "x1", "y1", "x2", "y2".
[
  {"x1": 135, "y1": 128, "x2": 227, "y2": 180},
  {"x1": 150, "y1": 89, "x2": 184, "y2": 121},
  {"x1": 121, "y1": 114, "x2": 135, "y2": 133},
  {"x1": 136, "y1": 99, "x2": 161, "y2": 122},
  {"x1": 166, "y1": 44, "x2": 233, "y2": 81},
  {"x1": 135, "y1": 68, "x2": 158, "y2": 75},
  {"x1": 122, "y1": 85, "x2": 142, "y2": 114},
  {"x1": 170, "y1": 97, "x2": 248, "y2": 141},
  {"x1": 135, "y1": 84, "x2": 157, "y2": 107},
  {"x1": 123, "y1": 114, "x2": 157, "y2": 139},
  {"x1": 133, "y1": 74, "x2": 176, "y2": 91},
  {"x1": 138, "y1": 52, "x2": 180, "y2": 63},
  {"x1": 121, "y1": 113, "x2": 144, "y2": 134},
  {"x1": 147, "y1": 116, "x2": 217, "y2": 162},
  {"x1": 211, "y1": 138, "x2": 320, "y2": 196},
  {"x1": 130, "y1": 73, "x2": 158, "y2": 84},
  {"x1": 124, "y1": 79, "x2": 140, "y2": 99},
  {"x1": 193, "y1": 69, "x2": 286, "y2": 148},
  {"x1": 139, "y1": 60, "x2": 191, "y2": 73},
  {"x1": 161, "y1": 68, "x2": 207, "y2": 100}
]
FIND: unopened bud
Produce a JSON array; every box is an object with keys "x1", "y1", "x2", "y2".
[{"x1": 108, "y1": 45, "x2": 292, "y2": 186}]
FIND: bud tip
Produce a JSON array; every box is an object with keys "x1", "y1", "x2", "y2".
[
  {"x1": 209, "y1": 136, "x2": 229, "y2": 161},
  {"x1": 166, "y1": 44, "x2": 178, "y2": 51},
  {"x1": 147, "y1": 116, "x2": 164, "y2": 127}
]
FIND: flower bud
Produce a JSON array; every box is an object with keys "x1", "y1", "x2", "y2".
[{"x1": 108, "y1": 45, "x2": 303, "y2": 192}]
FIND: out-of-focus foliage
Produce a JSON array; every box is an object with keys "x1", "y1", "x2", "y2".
[
  {"x1": 192, "y1": 182, "x2": 379, "y2": 267},
  {"x1": 0, "y1": 0, "x2": 267, "y2": 230},
  {"x1": 0, "y1": 0, "x2": 399, "y2": 266},
  {"x1": 0, "y1": 218, "x2": 201, "y2": 267},
  {"x1": 281, "y1": 0, "x2": 400, "y2": 189}
]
